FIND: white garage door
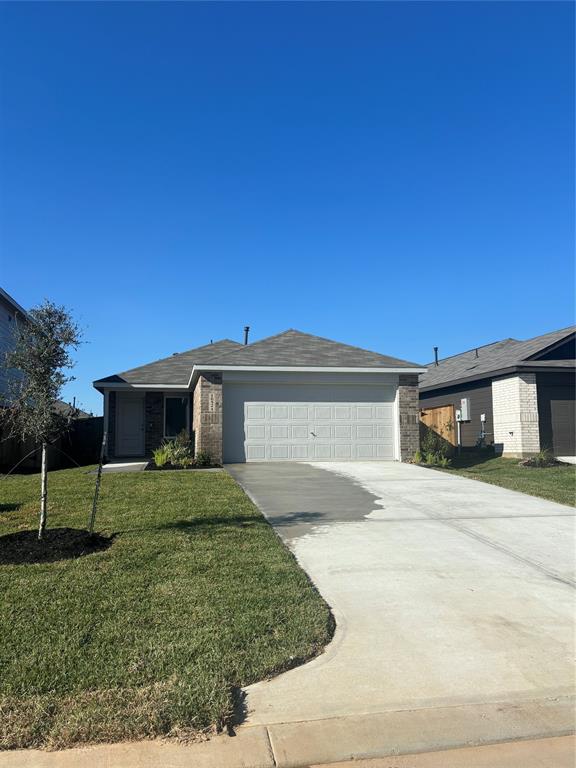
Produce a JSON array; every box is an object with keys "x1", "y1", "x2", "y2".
[{"x1": 223, "y1": 381, "x2": 397, "y2": 462}]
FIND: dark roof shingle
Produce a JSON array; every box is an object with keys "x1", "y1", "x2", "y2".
[
  {"x1": 420, "y1": 326, "x2": 575, "y2": 390},
  {"x1": 94, "y1": 339, "x2": 242, "y2": 386},
  {"x1": 205, "y1": 329, "x2": 423, "y2": 369},
  {"x1": 94, "y1": 330, "x2": 423, "y2": 386}
]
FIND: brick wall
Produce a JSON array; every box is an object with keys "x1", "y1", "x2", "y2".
[
  {"x1": 145, "y1": 392, "x2": 164, "y2": 456},
  {"x1": 398, "y1": 373, "x2": 419, "y2": 461},
  {"x1": 492, "y1": 374, "x2": 540, "y2": 457},
  {"x1": 193, "y1": 373, "x2": 223, "y2": 463}
]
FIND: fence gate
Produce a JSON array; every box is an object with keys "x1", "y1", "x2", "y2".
[{"x1": 419, "y1": 404, "x2": 457, "y2": 446}]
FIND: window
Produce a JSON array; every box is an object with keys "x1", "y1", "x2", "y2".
[{"x1": 165, "y1": 396, "x2": 188, "y2": 438}]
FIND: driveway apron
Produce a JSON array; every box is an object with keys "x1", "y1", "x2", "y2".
[{"x1": 226, "y1": 461, "x2": 575, "y2": 738}]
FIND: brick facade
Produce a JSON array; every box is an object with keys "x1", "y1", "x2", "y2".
[
  {"x1": 193, "y1": 373, "x2": 223, "y2": 463},
  {"x1": 398, "y1": 373, "x2": 419, "y2": 461},
  {"x1": 144, "y1": 392, "x2": 164, "y2": 456},
  {"x1": 492, "y1": 374, "x2": 540, "y2": 457}
]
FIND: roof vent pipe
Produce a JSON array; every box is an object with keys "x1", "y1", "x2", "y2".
[
  {"x1": 433, "y1": 346, "x2": 439, "y2": 366},
  {"x1": 475, "y1": 348, "x2": 479, "y2": 358},
  {"x1": 244, "y1": 326, "x2": 250, "y2": 345}
]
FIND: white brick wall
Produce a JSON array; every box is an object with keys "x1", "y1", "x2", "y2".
[{"x1": 492, "y1": 374, "x2": 540, "y2": 457}]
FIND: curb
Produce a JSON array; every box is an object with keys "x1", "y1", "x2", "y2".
[{"x1": 1, "y1": 695, "x2": 574, "y2": 768}]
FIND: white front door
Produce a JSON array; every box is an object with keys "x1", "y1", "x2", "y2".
[
  {"x1": 223, "y1": 380, "x2": 397, "y2": 462},
  {"x1": 116, "y1": 393, "x2": 145, "y2": 456}
]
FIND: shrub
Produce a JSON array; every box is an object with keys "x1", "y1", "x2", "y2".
[
  {"x1": 422, "y1": 450, "x2": 451, "y2": 468},
  {"x1": 520, "y1": 448, "x2": 559, "y2": 468},
  {"x1": 152, "y1": 444, "x2": 171, "y2": 468},
  {"x1": 420, "y1": 423, "x2": 452, "y2": 460},
  {"x1": 195, "y1": 451, "x2": 212, "y2": 468},
  {"x1": 153, "y1": 431, "x2": 194, "y2": 468},
  {"x1": 413, "y1": 449, "x2": 423, "y2": 464}
]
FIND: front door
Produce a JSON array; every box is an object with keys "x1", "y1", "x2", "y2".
[{"x1": 116, "y1": 393, "x2": 145, "y2": 456}]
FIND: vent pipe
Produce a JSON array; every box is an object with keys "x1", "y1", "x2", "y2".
[
  {"x1": 244, "y1": 326, "x2": 250, "y2": 345},
  {"x1": 475, "y1": 348, "x2": 479, "y2": 358},
  {"x1": 433, "y1": 346, "x2": 439, "y2": 366}
]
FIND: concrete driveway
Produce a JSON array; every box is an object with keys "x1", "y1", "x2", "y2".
[{"x1": 226, "y1": 461, "x2": 575, "y2": 763}]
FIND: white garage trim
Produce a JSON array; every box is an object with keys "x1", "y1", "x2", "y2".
[
  {"x1": 190, "y1": 364, "x2": 425, "y2": 389},
  {"x1": 223, "y1": 373, "x2": 400, "y2": 463}
]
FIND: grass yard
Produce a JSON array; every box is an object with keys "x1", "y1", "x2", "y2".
[
  {"x1": 439, "y1": 454, "x2": 576, "y2": 507},
  {"x1": 0, "y1": 467, "x2": 333, "y2": 750}
]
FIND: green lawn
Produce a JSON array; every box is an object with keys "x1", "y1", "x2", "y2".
[
  {"x1": 0, "y1": 467, "x2": 333, "y2": 750},
  {"x1": 439, "y1": 454, "x2": 576, "y2": 507}
]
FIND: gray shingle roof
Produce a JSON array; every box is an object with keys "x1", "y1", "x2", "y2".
[
  {"x1": 420, "y1": 326, "x2": 575, "y2": 391},
  {"x1": 94, "y1": 339, "x2": 243, "y2": 386},
  {"x1": 203, "y1": 329, "x2": 423, "y2": 369},
  {"x1": 94, "y1": 330, "x2": 423, "y2": 387}
]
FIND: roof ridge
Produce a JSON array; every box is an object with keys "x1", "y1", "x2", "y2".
[
  {"x1": 425, "y1": 337, "x2": 517, "y2": 366},
  {"x1": 202, "y1": 328, "x2": 422, "y2": 368},
  {"x1": 210, "y1": 329, "x2": 298, "y2": 361}
]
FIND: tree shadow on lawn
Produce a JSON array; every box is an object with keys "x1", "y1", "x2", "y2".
[
  {"x1": 0, "y1": 528, "x2": 114, "y2": 565},
  {"x1": 123, "y1": 510, "x2": 327, "y2": 536},
  {"x1": 0, "y1": 502, "x2": 21, "y2": 513}
]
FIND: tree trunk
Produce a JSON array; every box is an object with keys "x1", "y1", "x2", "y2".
[{"x1": 38, "y1": 442, "x2": 48, "y2": 540}]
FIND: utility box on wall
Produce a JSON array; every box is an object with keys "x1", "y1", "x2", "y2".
[{"x1": 460, "y1": 397, "x2": 471, "y2": 422}]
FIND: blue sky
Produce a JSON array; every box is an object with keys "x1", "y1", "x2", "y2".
[{"x1": 0, "y1": 2, "x2": 573, "y2": 415}]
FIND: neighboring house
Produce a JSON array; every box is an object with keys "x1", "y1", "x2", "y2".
[
  {"x1": 0, "y1": 286, "x2": 102, "y2": 470},
  {"x1": 0, "y1": 286, "x2": 28, "y2": 402},
  {"x1": 419, "y1": 326, "x2": 575, "y2": 458},
  {"x1": 93, "y1": 330, "x2": 425, "y2": 464}
]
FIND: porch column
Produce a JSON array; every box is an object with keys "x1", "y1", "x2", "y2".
[
  {"x1": 193, "y1": 373, "x2": 223, "y2": 463},
  {"x1": 398, "y1": 374, "x2": 420, "y2": 461}
]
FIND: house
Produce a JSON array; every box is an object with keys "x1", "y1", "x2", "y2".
[
  {"x1": 0, "y1": 286, "x2": 102, "y2": 470},
  {"x1": 93, "y1": 330, "x2": 425, "y2": 464},
  {"x1": 0, "y1": 286, "x2": 28, "y2": 402},
  {"x1": 419, "y1": 326, "x2": 575, "y2": 459}
]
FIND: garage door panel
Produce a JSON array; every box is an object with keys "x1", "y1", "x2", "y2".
[
  {"x1": 334, "y1": 406, "x2": 352, "y2": 419},
  {"x1": 334, "y1": 425, "x2": 352, "y2": 439},
  {"x1": 246, "y1": 445, "x2": 266, "y2": 460},
  {"x1": 223, "y1": 383, "x2": 398, "y2": 462},
  {"x1": 246, "y1": 425, "x2": 265, "y2": 439}
]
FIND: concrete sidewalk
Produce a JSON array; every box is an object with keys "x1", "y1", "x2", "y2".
[{"x1": 3, "y1": 730, "x2": 574, "y2": 768}]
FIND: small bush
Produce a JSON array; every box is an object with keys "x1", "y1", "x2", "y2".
[
  {"x1": 413, "y1": 449, "x2": 423, "y2": 464},
  {"x1": 195, "y1": 451, "x2": 212, "y2": 468},
  {"x1": 420, "y1": 424, "x2": 453, "y2": 460},
  {"x1": 152, "y1": 444, "x2": 171, "y2": 468},
  {"x1": 152, "y1": 431, "x2": 194, "y2": 468},
  {"x1": 520, "y1": 449, "x2": 559, "y2": 468},
  {"x1": 421, "y1": 450, "x2": 451, "y2": 467}
]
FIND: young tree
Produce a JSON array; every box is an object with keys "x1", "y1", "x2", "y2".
[{"x1": 0, "y1": 301, "x2": 82, "y2": 539}]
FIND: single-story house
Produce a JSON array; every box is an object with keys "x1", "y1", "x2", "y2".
[
  {"x1": 93, "y1": 330, "x2": 425, "y2": 464},
  {"x1": 419, "y1": 326, "x2": 575, "y2": 459}
]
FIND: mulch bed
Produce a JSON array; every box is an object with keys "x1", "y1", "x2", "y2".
[
  {"x1": 0, "y1": 528, "x2": 113, "y2": 565},
  {"x1": 145, "y1": 462, "x2": 221, "y2": 471}
]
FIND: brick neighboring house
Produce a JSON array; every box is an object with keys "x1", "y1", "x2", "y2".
[
  {"x1": 93, "y1": 330, "x2": 425, "y2": 464},
  {"x1": 419, "y1": 326, "x2": 575, "y2": 459}
]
